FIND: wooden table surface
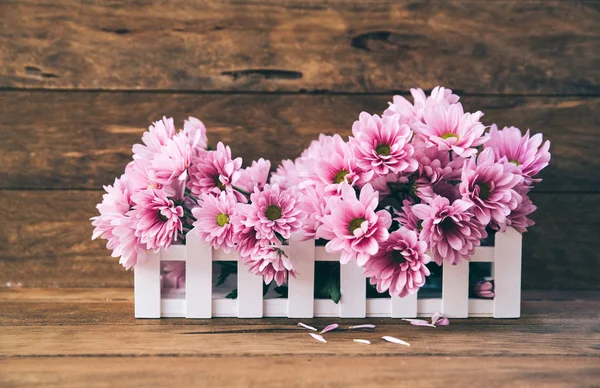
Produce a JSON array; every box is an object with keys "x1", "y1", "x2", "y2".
[{"x1": 1, "y1": 289, "x2": 599, "y2": 387}]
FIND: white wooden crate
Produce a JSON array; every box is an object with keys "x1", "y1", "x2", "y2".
[{"x1": 135, "y1": 227, "x2": 522, "y2": 319}]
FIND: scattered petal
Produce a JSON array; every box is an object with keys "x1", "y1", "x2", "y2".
[
  {"x1": 402, "y1": 318, "x2": 436, "y2": 327},
  {"x1": 431, "y1": 312, "x2": 441, "y2": 325},
  {"x1": 309, "y1": 333, "x2": 327, "y2": 343},
  {"x1": 436, "y1": 317, "x2": 450, "y2": 326},
  {"x1": 348, "y1": 324, "x2": 376, "y2": 330},
  {"x1": 321, "y1": 323, "x2": 339, "y2": 334},
  {"x1": 353, "y1": 339, "x2": 371, "y2": 345},
  {"x1": 297, "y1": 322, "x2": 317, "y2": 331},
  {"x1": 382, "y1": 336, "x2": 410, "y2": 346}
]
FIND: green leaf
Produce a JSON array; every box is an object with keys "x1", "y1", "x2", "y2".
[
  {"x1": 225, "y1": 289, "x2": 238, "y2": 299},
  {"x1": 216, "y1": 261, "x2": 238, "y2": 286},
  {"x1": 314, "y1": 262, "x2": 341, "y2": 304},
  {"x1": 274, "y1": 285, "x2": 288, "y2": 298}
]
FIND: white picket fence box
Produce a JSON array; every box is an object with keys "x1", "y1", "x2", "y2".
[{"x1": 135, "y1": 227, "x2": 522, "y2": 319}]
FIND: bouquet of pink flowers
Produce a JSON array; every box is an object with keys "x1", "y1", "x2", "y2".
[{"x1": 92, "y1": 86, "x2": 550, "y2": 299}]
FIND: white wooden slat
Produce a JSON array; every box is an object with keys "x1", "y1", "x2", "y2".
[
  {"x1": 287, "y1": 239, "x2": 316, "y2": 318},
  {"x1": 470, "y1": 246, "x2": 495, "y2": 262},
  {"x1": 184, "y1": 232, "x2": 213, "y2": 318},
  {"x1": 366, "y1": 298, "x2": 390, "y2": 317},
  {"x1": 314, "y1": 247, "x2": 340, "y2": 262},
  {"x1": 468, "y1": 298, "x2": 494, "y2": 317},
  {"x1": 417, "y1": 298, "x2": 443, "y2": 316},
  {"x1": 391, "y1": 293, "x2": 418, "y2": 318},
  {"x1": 212, "y1": 299, "x2": 237, "y2": 317},
  {"x1": 314, "y1": 299, "x2": 339, "y2": 317},
  {"x1": 237, "y1": 261, "x2": 264, "y2": 318},
  {"x1": 340, "y1": 261, "x2": 366, "y2": 318},
  {"x1": 442, "y1": 261, "x2": 469, "y2": 318},
  {"x1": 159, "y1": 244, "x2": 187, "y2": 261},
  {"x1": 263, "y1": 299, "x2": 287, "y2": 317},
  {"x1": 493, "y1": 227, "x2": 522, "y2": 318},
  {"x1": 134, "y1": 250, "x2": 161, "y2": 318},
  {"x1": 161, "y1": 298, "x2": 185, "y2": 317},
  {"x1": 212, "y1": 249, "x2": 239, "y2": 261}
]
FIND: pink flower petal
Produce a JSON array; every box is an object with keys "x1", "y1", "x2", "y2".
[
  {"x1": 436, "y1": 317, "x2": 450, "y2": 326},
  {"x1": 402, "y1": 318, "x2": 436, "y2": 327},
  {"x1": 297, "y1": 322, "x2": 317, "y2": 331},
  {"x1": 431, "y1": 312, "x2": 441, "y2": 325},
  {"x1": 353, "y1": 339, "x2": 371, "y2": 345},
  {"x1": 348, "y1": 324, "x2": 376, "y2": 330},
  {"x1": 320, "y1": 323, "x2": 339, "y2": 334},
  {"x1": 309, "y1": 333, "x2": 327, "y2": 343},
  {"x1": 382, "y1": 336, "x2": 410, "y2": 346}
]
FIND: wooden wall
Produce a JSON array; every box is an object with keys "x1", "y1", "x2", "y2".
[{"x1": 0, "y1": 0, "x2": 598, "y2": 289}]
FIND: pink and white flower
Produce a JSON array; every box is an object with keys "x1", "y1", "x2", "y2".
[
  {"x1": 309, "y1": 134, "x2": 373, "y2": 194},
  {"x1": 192, "y1": 191, "x2": 237, "y2": 252},
  {"x1": 484, "y1": 125, "x2": 551, "y2": 184},
  {"x1": 151, "y1": 133, "x2": 195, "y2": 186},
  {"x1": 235, "y1": 184, "x2": 306, "y2": 245},
  {"x1": 413, "y1": 196, "x2": 487, "y2": 265},
  {"x1": 413, "y1": 103, "x2": 488, "y2": 157},
  {"x1": 297, "y1": 185, "x2": 330, "y2": 240},
  {"x1": 270, "y1": 159, "x2": 301, "y2": 189},
  {"x1": 460, "y1": 148, "x2": 523, "y2": 225},
  {"x1": 132, "y1": 116, "x2": 176, "y2": 161},
  {"x1": 363, "y1": 228, "x2": 432, "y2": 297},
  {"x1": 351, "y1": 112, "x2": 418, "y2": 176},
  {"x1": 384, "y1": 86, "x2": 460, "y2": 124},
  {"x1": 319, "y1": 183, "x2": 392, "y2": 265},
  {"x1": 241, "y1": 247, "x2": 296, "y2": 286},
  {"x1": 183, "y1": 116, "x2": 208, "y2": 157},
  {"x1": 130, "y1": 188, "x2": 183, "y2": 251},
  {"x1": 187, "y1": 142, "x2": 244, "y2": 200},
  {"x1": 237, "y1": 158, "x2": 271, "y2": 193}
]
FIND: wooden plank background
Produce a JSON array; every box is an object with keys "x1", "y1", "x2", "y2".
[{"x1": 0, "y1": 0, "x2": 599, "y2": 290}]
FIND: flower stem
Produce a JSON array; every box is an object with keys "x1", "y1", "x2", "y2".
[{"x1": 232, "y1": 186, "x2": 251, "y2": 197}]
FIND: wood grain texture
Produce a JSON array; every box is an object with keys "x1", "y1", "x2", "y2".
[
  {"x1": 0, "y1": 1, "x2": 599, "y2": 93},
  {"x1": 0, "y1": 92, "x2": 597, "y2": 192},
  {"x1": 0, "y1": 191, "x2": 599, "y2": 289},
  {"x1": 2, "y1": 356, "x2": 599, "y2": 388},
  {"x1": 1, "y1": 289, "x2": 598, "y2": 387}
]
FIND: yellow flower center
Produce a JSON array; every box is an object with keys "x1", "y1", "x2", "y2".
[
  {"x1": 265, "y1": 205, "x2": 282, "y2": 221},
  {"x1": 348, "y1": 217, "x2": 366, "y2": 234},
  {"x1": 376, "y1": 144, "x2": 391, "y2": 156},
  {"x1": 441, "y1": 133, "x2": 458, "y2": 140},
  {"x1": 333, "y1": 169, "x2": 349, "y2": 184},
  {"x1": 216, "y1": 213, "x2": 229, "y2": 227}
]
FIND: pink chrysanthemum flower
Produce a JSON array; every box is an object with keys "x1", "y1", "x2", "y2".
[
  {"x1": 151, "y1": 133, "x2": 195, "y2": 186},
  {"x1": 237, "y1": 158, "x2": 271, "y2": 193},
  {"x1": 183, "y1": 116, "x2": 208, "y2": 157},
  {"x1": 297, "y1": 185, "x2": 330, "y2": 240},
  {"x1": 192, "y1": 191, "x2": 237, "y2": 253},
  {"x1": 162, "y1": 261, "x2": 186, "y2": 289},
  {"x1": 363, "y1": 228, "x2": 432, "y2": 297},
  {"x1": 235, "y1": 184, "x2": 306, "y2": 245},
  {"x1": 371, "y1": 173, "x2": 407, "y2": 199},
  {"x1": 460, "y1": 148, "x2": 523, "y2": 225},
  {"x1": 412, "y1": 141, "x2": 464, "y2": 201},
  {"x1": 130, "y1": 188, "x2": 184, "y2": 251},
  {"x1": 413, "y1": 196, "x2": 487, "y2": 265},
  {"x1": 187, "y1": 142, "x2": 244, "y2": 200},
  {"x1": 319, "y1": 183, "x2": 392, "y2": 265},
  {"x1": 351, "y1": 112, "x2": 418, "y2": 176},
  {"x1": 132, "y1": 116, "x2": 176, "y2": 161},
  {"x1": 91, "y1": 175, "x2": 146, "y2": 269},
  {"x1": 484, "y1": 124, "x2": 551, "y2": 184},
  {"x1": 394, "y1": 199, "x2": 420, "y2": 233},
  {"x1": 413, "y1": 102, "x2": 488, "y2": 157},
  {"x1": 111, "y1": 218, "x2": 147, "y2": 270},
  {"x1": 270, "y1": 159, "x2": 301, "y2": 189},
  {"x1": 309, "y1": 134, "x2": 373, "y2": 194},
  {"x1": 384, "y1": 86, "x2": 460, "y2": 124},
  {"x1": 241, "y1": 247, "x2": 296, "y2": 286},
  {"x1": 495, "y1": 183, "x2": 537, "y2": 233}
]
